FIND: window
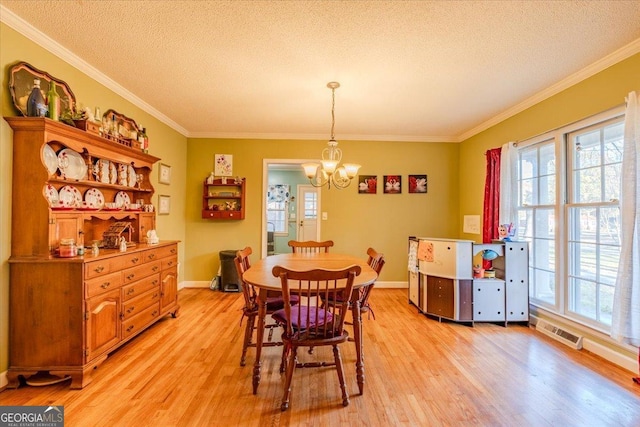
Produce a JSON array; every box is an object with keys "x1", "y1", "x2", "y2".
[
  {"x1": 267, "y1": 184, "x2": 290, "y2": 234},
  {"x1": 516, "y1": 111, "x2": 624, "y2": 330}
]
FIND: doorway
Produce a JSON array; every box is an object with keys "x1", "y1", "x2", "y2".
[{"x1": 262, "y1": 159, "x2": 321, "y2": 257}]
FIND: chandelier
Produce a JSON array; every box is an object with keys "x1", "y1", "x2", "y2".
[{"x1": 302, "y1": 82, "x2": 360, "y2": 189}]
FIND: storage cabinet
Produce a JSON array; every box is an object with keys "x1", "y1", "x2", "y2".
[
  {"x1": 202, "y1": 178, "x2": 246, "y2": 219},
  {"x1": 411, "y1": 237, "x2": 529, "y2": 326},
  {"x1": 5, "y1": 117, "x2": 179, "y2": 389}
]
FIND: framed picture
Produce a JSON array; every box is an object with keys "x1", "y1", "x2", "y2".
[
  {"x1": 214, "y1": 154, "x2": 233, "y2": 176},
  {"x1": 383, "y1": 175, "x2": 402, "y2": 194},
  {"x1": 158, "y1": 163, "x2": 171, "y2": 185},
  {"x1": 408, "y1": 174, "x2": 428, "y2": 193},
  {"x1": 358, "y1": 175, "x2": 377, "y2": 194},
  {"x1": 158, "y1": 195, "x2": 171, "y2": 215}
]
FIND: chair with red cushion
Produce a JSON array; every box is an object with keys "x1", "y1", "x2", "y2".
[
  {"x1": 287, "y1": 240, "x2": 334, "y2": 253},
  {"x1": 271, "y1": 264, "x2": 361, "y2": 411},
  {"x1": 234, "y1": 247, "x2": 289, "y2": 366}
]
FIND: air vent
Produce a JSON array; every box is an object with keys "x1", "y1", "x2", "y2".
[{"x1": 535, "y1": 319, "x2": 583, "y2": 350}]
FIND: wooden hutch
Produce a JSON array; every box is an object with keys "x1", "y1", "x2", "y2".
[{"x1": 5, "y1": 117, "x2": 180, "y2": 389}]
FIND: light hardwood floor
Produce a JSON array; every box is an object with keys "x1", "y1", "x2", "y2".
[{"x1": 1, "y1": 288, "x2": 639, "y2": 426}]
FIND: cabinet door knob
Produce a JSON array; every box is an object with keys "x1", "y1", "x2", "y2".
[
  {"x1": 101, "y1": 282, "x2": 110, "y2": 289},
  {"x1": 127, "y1": 274, "x2": 135, "y2": 280}
]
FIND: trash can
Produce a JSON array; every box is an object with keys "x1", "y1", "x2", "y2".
[{"x1": 219, "y1": 250, "x2": 240, "y2": 292}]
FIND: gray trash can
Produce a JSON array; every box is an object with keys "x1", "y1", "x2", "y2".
[{"x1": 219, "y1": 250, "x2": 240, "y2": 292}]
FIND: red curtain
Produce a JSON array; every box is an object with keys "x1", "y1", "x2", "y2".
[{"x1": 483, "y1": 148, "x2": 502, "y2": 268}]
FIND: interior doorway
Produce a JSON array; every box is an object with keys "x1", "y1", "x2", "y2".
[{"x1": 262, "y1": 159, "x2": 321, "y2": 258}]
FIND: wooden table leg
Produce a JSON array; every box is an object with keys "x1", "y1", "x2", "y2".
[
  {"x1": 253, "y1": 289, "x2": 267, "y2": 394},
  {"x1": 351, "y1": 290, "x2": 364, "y2": 395}
]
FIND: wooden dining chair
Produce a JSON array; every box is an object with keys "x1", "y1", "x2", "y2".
[
  {"x1": 271, "y1": 264, "x2": 361, "y2": 411},
  {"x1": 325, "y1": 247, "x2": 385, "y2": 321},
  {"x1": 234, "y1": 247, "x2": 286, "y2": 366},
  {"x1": 287, "y1": 240, "x2": 334, "y2": 253}
]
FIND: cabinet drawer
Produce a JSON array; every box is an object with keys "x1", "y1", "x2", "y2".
[
  {"x1": 122, "y1": 260, "x2": 161, "y2": 285},
  {"x1": 122, "y1": 288, "x2": 160, "y2": 320},
  {"x1": 145, "y1": 244, "x2": 178, "y2": 262},
  {"x1": 85, "y1": 271, "x2": 122, "y2": 298},
  {"x1": 161, "y1": 256, "x2": 178, "y2": 270},
  {"x1": 122, "y1": 302, "x2": 161, "y2": 339},
  {"x1": 110, "y1": 252, "x2": 145, "y2": 271},
  {"x1": 122, "y1": 273, "x2": 160, "y2": 301},
  {"x1": 85, "y1": 259, "x2": 113, "y2": 279}
]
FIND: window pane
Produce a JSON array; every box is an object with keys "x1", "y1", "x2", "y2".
[
  {"x1": 535, "y1": 208, "x2": 555, "y2": 239},
  {"x1": 574, "y1": 167, "x2": 602, "y2": 203},
  {"x1": 539, "y1": 175, "x2": 555, "y2": 205},
  {"x1": 570, "y1": 278, "x2": 596, "y2": 318},
  {"x1": 521, "y1": 178, "x2": 535, "y2": 205},
  {"x1": 574, "y1": 130, "x2": 601, "y2": 169},
  {"x1": 599, "y1": 207, "x2": 620, "y2": 246},
  {"x1": 600, "y1": 244, "x2": 620, "y2": 286},
  {"x1": 603, "y1": 123, "x2": 624, "y2": 164},
  {"x1": 539, "y1": 143, "x2": 556, "y2": 175},
  {"x1": 569, "y1": 241, "x2": 597, "y2": 281},
  {"x1": 532, "y1": 268, "x2": 555, "y2": 304},
  {"x1": 604, "y1": 163, "x2": 621, "y2": 201},
  {"x1": 569, "y1": 207, "x2": 596, "y2": 243},
  {"x1": 517, "y1": 209, "x2": 532, "y2": 240},
  {"x1": 599, "y1": 284, "x2": 614, "y2": 325}
]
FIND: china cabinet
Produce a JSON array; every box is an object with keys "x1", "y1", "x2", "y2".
[
  {"x1": 5, "y1": 117, "x2": 179, "y2": 389},
  {"x1": 202, "y1": 178, "x2": 246, "y2": 219}
]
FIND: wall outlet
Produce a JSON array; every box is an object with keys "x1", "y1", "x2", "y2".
[{"x1": 322, "y1": 212, "x2": 328, "y2": 220}]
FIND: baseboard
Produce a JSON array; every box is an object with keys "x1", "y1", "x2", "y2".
[
  {"x1": 530, "y1": 314, "x2": 638, "y2": 374},
  {"x1": 180, "y1": 280, "x2": 409, "y2": 289}
]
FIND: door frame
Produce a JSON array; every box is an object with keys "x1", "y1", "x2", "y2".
[{"x1": 262, "y1": 159, "x2": 322, "y2": 258}]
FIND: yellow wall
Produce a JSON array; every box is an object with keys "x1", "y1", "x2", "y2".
[
  {"x1": 0, "y1": 23, "x2": 188, "y2": 375},
  {"x1": 458, "y1": 52, "x2": 640, "y2": 240},
  {"x1": 185, "y1": 138, "x2": 460, "y2": 283}
]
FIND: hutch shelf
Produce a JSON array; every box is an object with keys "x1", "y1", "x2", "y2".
[
  {"x1": 5, "y1": 117, "x2": 180, "y2": 389},
  {"x1": 202, "y1": 177, "x2": 246, "y2": 219}
]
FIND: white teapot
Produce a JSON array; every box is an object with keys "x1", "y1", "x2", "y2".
[{"x1": 146, "y1": 229, "x2": 159, "y2": 245}]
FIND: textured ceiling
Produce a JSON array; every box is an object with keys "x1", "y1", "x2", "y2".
[{"x1": 2, "y1": 0, "x2": 640, "y2": 141}]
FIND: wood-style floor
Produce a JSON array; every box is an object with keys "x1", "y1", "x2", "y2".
[{"x1": 1, "y1": 288, "x2": 639, "y2": 426}]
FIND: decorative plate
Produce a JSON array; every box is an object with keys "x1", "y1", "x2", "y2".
[
  {"x1": 42, "y1": 184, "x2": 58, "y2": 206},
  {"x1": 58, "y1": 148, "x2": 86, "y2": 180},
  {"x1": 109, "y1": 161, "x2": 118, "y2": 184},
  {"x1": 93, "y1": 159, "x2": 110, "y2": 184},
  {"x1": 128, "y1": 165, "x2": 136, "y2": 187},
  {"x1": 84, "y1": 188, "x2": 105, "y2": 208},
  {"x1": 42, "y1": 144, "x2": 58, "y2": 176},
  {"x1": 114, "y1": 191, "x2": 131, "y2": 209},
  {"x1": 58, "y1": 185, "x2": 82, "y2": 207},
  {"x1": 117, "y1": 164, "x2": 128, "y2": 186}
]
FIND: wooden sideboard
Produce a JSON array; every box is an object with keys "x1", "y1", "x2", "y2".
[{"x1": 5, "y1": 117, "x2": 180, "y2": 388}]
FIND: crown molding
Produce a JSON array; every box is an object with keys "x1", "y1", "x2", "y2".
[
  {"x1": 187, "y1": 131, "x2": 456, "y2": 143},
  {"x1": 458, "y1": 37, "x2": 640, "y2": 142},
  {"x1": 0, "y1": 5, "x2": 188, "y2": 137}
]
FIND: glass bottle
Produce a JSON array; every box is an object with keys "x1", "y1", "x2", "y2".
[
  {"x1": 27, "y1": 78, "x2": 46, "y2": 117},
  {"x1": 46, "y1": 81, "x2": 60, "y2": 121}
]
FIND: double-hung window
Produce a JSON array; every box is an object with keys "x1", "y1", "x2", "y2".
[{"x1": 516, "y1": 111, "x2": 624, "y2": 330}]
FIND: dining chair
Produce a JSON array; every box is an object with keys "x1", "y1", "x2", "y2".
[
  {"x1": 271, "y1": 264, "x2": 361, "y2": 411},
  {"x1": 287, "y1": 240, "x2": 334, "y2": 253},
  {"x1": 234, "y1": 247, "x2": 287, "y2": 366},
  {"x1": 325, "y1": 247, "x2": 385, "y2": 321}
]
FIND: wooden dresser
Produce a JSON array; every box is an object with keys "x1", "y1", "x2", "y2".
[{"x1": 5, "y1": 117, "x2": 180, "y2": 389}]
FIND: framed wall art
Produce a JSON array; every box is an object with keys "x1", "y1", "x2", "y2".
[
  {"x1": 214, "y1": 154, "x2": 233, "y2": 176},
  {"x1": 159, "y1": 163, "x2": 171, "y2": 184},
  {"x1": 358, "y1": 175, "x2": 377, "y2": 194},
  {"x1": 383, "y1": 175, "x2": 402, "y2": 194},
  {"x1": 158, "y1": 195, "x2": 171, "y2": 215},
  {"x1": 408, "y1": 174, "x2": 428, "y2": 193}
]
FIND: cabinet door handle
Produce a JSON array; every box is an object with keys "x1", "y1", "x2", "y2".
[
  {"x1": 151, "y1": 310, "x2": 158, "y2": 317},
  {"x1": 148, "y1": 253, "x2": 156, "y2": 259},
  {"x1": 152, "y1": 280, "x2": 158, "y2": 285},
  {"x1": 153, "y1": 293, "x2": 159, "y2": 298},
  {"x1": 101, "y1": 282, "x2": 111, "y2": 289},
  {"x1": 94, "y1": 265, "x2": 105, "y2": 273},
  {"x1": 126, "y1": 325, "x2": 134, "y2": 332},
  {"x1": 127, "y1": 288, "x2": 135, "y2": 295},
  {"x1": 127, "y1": 306, "x2": 135, "y2": 314},
  {"x1": 152, "y1": 266, "x2": 159, "y2": 272},
  {"x1": 127, "y1": 274, "x2": 135, "y2": 280},
  {"x1": 167, "y1": 261, "x2": 173, "y2": 267},
  {"x1": 131, "y1": 257, "x2": 140, "y2": 264},
  {"x1": 170, "y1": 248, "x2": 176, "y2": 254}
]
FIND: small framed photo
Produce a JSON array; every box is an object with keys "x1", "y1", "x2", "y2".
[
  {"x1": 408, "y1": 174, "x2": 428, "y2": 193},
  {"x1": 158, "y1": 195, "x2": 171, "y2": 215},
  {"x1": 214, "y1": 154, "x2": 233, "y2": 176},
  {"x1": 158, "y1": 163, "x2": 171, "y2": 185},
  {"x1": 383, "y1": 175, "x2": 402, "y2": 194},
  {"x1": 358, "y1": 175, "x2": 377, "y2": 194}
]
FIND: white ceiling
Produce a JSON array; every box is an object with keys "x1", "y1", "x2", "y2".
[{"x1": 2, "y1": 0, "x2": 640, "y2": 142}]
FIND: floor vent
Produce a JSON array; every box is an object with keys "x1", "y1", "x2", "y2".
[{"x1": 535, "y1": 319, "x2": 583, "y2": 350}]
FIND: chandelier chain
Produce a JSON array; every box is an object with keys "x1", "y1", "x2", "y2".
[{"x1": 330, "y1": 85, "x2": 336, "y2": 141}]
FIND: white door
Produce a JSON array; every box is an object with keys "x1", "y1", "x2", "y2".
[{"x1": 297, "y1": 185, "x2": 319, "y2": 241}]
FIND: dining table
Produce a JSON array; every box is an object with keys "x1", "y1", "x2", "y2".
[{"x1": 242, "y1": 252, "x2": 378, "y2": 395}]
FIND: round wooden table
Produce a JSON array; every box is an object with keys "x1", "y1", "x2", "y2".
[{"x1": 243, "y1": 253, "x2": 378, "y2": 395}]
